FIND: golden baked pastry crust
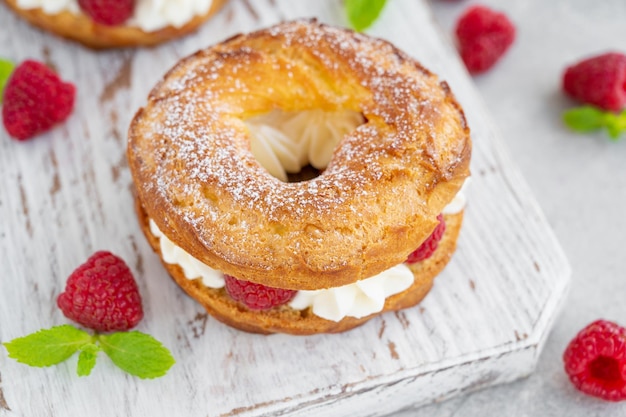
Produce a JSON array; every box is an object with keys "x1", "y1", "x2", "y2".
[
  {"x1": 128, "y1": 20, "x2": 471, "y2": 291},
  {"x1": 4, "y1": 0, "x2": 227, "y2": 49},
  {"x1": 136, "y1": 198, "x2": 464, "y2": 335}
]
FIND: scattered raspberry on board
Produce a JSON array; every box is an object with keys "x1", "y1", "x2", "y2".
[
  {"x1": 563, "y1": 52, "x2": 626, "y2": 112},
  {"x1": 1, "y1": 59, "x2": 75, "y2": 140},
  {"x1": 455, "y1": 5, "x2": 515, "y2": 74},
  {"x1": 57, "y1": 251, "x2": 144, "y2": 332}
]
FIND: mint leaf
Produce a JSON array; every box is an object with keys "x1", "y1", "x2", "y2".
[
  {"x1": 0, "y1": 59, "x2": 15, "y2": 102},
  {"x1": 605, "y1": 110, "x2": 626, "y2": 140},
  {"x1": 563, "y1": 106, "x2": 607, "y2": 132},
  {"x1": 77, "y1": 343, "x2": 100, "y2": 377},
  {"x1": 3, "y1": 325, "x2": 92, "y2": 367},
  {"x1": 99, "y1": 331, "x2": 175, "y2": 379},
  {"x1": 346, "y1": 0, "x2": 388, "y2": 32},
  {"x1": 563, "y1": 106, "x2": 626, "y2": 140}
]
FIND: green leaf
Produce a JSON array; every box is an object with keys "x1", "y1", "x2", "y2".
[
  {"x1": 563, "y1": 106, "x2": 626, "y2": 140},
  {"x1": 0, "y1": 59, "x2": 15, "y2": 103},
  {"x1": 99, "y1": 331, "x2": 175, "y2": 379},
  {"x1": 3, "y1": 325, "x2": 92, "y2": 367},
  {"x1": 345, "y1": 0, "x2": 388, "y2": 32},
  {"x1": 606, "y1": 120, "x2": 622, "y2": 140},
  {"x1": 563, "y1": 106, "x2": 608, "y2": 132},
  {"x1": 77, "y1": 343, "x2": 100, "y2": 377},
  {"x1": 605, "y1": 110, "x2": 626, "y2": 140}
]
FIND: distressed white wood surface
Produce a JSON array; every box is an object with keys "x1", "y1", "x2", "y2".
[{"x1": 0, "y1": 0, "x2": 570, "y2": 416}]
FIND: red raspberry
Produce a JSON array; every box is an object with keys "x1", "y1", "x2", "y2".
[
  {"x1": 406, "y1": 214, "x2": 446, "y2": 264},
  {"x1": 455, "y1": 5, "x2": 515, "y2": 74},
  {"x1": 2, "y1": 60, "x2": 75, "y2": 141},
  {"x1": 78, "y1": 0, "x2": 135, "y2": 26},
  {"x1": 224, "y1": 275, "x2": 296, "y2": 311},
  {"x1": 57, "y1": 251, "x2": 144, "y2": 332},
  {"x1": 563, "y1": 320, "x2": 626, "y2": 401},
  {"x1": 562, "y1": 52, "x2": 626, "y2": 112}
]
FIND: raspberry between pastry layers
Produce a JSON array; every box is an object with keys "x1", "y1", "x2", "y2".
[
  {"x1": 4, "y1": 0, "x2": 227, "y2": 48},
  {"x1": 127, "y1": 20, "x2": 472, "y2": 334}
]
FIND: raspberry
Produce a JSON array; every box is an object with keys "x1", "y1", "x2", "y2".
[
  {"x1": 406, "y1": 214, "x2": 446, "y2": 264},
  {"x1": 57, "y1": 251, "x2": 143, "y2": 332},
  {"x1": 563, "y1": 52, "x2": 626, "y2": 112},
  {"x1": 455, "y1": 5, "x2": 515, "y2": 74},
  {"x1": 224, "y1": 275, "x2": 296, "y2": 311},
  {"x1": 563, "y1": 320, "x2": 626, "y2": 401},
  {"x1": 2, "y1": 60, "x2": 75, "y2": 141},
  {"x1": 78, "y1": 0, "x2": 135, "y2": 26}
]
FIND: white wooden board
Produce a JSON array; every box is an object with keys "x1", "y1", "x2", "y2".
[{"x1": 0, "y1": 0, "x2": 570, "y2": 416}]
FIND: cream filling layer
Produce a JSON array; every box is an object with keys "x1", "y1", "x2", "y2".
[
  {"x1": 289, "y1": 265, "x2": 414, "y2": 321},
  {"x1": 149, "y1": 219, "x2": 225, "y2": 289},
  {"x1": 149, "y1": 219, "x2": 414, "y2": 321},
  {"x1": 442, "y1": 177, "x2": 470, "y2": 215},
  {"x1": 15, "y1": 0, "x2": 213, "y2": 32}
]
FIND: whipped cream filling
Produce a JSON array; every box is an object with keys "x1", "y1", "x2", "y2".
[
  {"x1": 149, "y1": 220, "x2": 224, "y2": 289},
  {"x1": 442, "y1": 177, "x2": 471, "y2": 215},
  {"x1": 16, "y1": 0, "x2": 213, "y2": 32},
  {"x1": 245, "y1": 109, "x2": 365, "y2": 182},
  {"x1": 289, "y1": 265, "x2": 414, "y2": 321},
  {"x1": 147, "y1": 110, "x2": 468, "y2": 322}
]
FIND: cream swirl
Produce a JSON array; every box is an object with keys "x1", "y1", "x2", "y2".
[
  {"x1": 442, "y1": 177, "x2": 471, "y2": 215},
  {"x1": 15, "y1": 0, "x2": 213, "y2": 32},
  {"x1": 149, "y1": 220, "x2": 224, "y2": 288},
  {"x1": 288, "y1": 264, "x2": 414, "y2": 321},
  {"x1": 245, "y1": 109, "x2": 365, "y2": 182}
]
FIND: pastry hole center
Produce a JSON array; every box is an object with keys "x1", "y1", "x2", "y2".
[{"x1": 244, "y1": 109, "x2": 364, "y2": 182}]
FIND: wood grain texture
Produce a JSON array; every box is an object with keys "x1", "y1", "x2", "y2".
[{"x1": 0, "y1": 0, "x2": 570, "y2": 416}]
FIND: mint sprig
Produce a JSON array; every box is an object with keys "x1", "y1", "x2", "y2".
[
  {"x1": 563, "y1": 106, "x2": 626, "y2": 141},
  {"x1": 77, "y1": 343, "x2": 100, "y2": 376},
  {"x1": 345, "y1": 0, "x2": 388, "y2": 32},
  {"x1": 100, "y1": 332, "x2": 175, "y2": 379},
  {"x1": 0, "y1": 59, "x2": 16, "y2": 102},
  {"x1": 3, "y1": 326, "x2": 175, "y2": 379},
  {"x1": 3, "y1": 325, "x2": 92, "y2": 367}
]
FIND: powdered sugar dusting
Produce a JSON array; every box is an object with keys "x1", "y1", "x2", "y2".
[{"x1": 128, "y1": 20, "x2": 470, "y2": 285}]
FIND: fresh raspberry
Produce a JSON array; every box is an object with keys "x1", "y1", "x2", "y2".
[
  {"x1": 563, "y1": 53, "x2": 626, "y2": 112},
  {"x1": 224, "y1": 275, "x2": 296, "y2": 311},
  {"x1": 455, "y1": 5, "x2": 515, "y2": 74},
  {"x1": 563, "y1": 320, "x2": 626, "y2": 401},
  {"x1": 2, "y1": 60, "x2": 75, "y2": 141},
  {"x1": 78, "y1": 0, "x2": 135, "y2": 26},
  {"x1": 406, "y1": 214, "x2": 446, "y2": 264},
  {"x1": 57, "y1": 251, "x2": 143, "y2": 332}
]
